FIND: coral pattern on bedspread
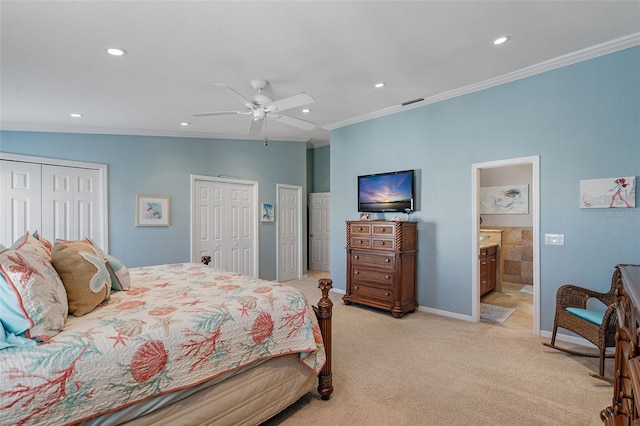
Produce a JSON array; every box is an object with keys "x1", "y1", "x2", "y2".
[{"x1": 0, "y1": 263, "x2": 326, "y2": 426}]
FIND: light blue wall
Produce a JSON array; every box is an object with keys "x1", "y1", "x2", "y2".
[
  {"x1": 330, "y1": 47, "x2": 640, "y2": 332},
  {"x1": 312, "y1": 145, "x2": 330, "y2": 193},
  {"x1": 306, "y1": 145, "x2": 330, "y2": 194},
  {"x1": 0, "y1": 132, "x2": 307, "y2": 280}
]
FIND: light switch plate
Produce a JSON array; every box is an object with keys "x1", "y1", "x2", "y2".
[{"x1": 545, "y1": 234, "x2": 565, "y2": 245}]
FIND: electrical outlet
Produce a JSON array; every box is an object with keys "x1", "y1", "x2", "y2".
[{"x1": 545, "y1": 234, "x2": 565, "y2": 245}]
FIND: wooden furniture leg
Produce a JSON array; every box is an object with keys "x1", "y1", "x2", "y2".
[{"x1": 314, "y1": 278, "x2": 334, "y2": 400}]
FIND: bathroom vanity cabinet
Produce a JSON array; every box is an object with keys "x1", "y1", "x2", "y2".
[{"x1": 479, "y1": 244, "x2": 497, "y2": 296}]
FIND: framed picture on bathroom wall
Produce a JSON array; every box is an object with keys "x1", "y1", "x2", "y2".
[
  {"x1": 480, "y1": 185, "x2": 529, "y2": 215},
  {"x1": 580, "y1": 176, "x2": 636, "y2": 208}
]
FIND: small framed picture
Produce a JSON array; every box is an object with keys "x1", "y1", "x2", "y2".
[
  {"x1": 136, "y1": 195, "x2": 170, "y2": 226},
  {"x1": 359, "y1": 213, "x2": 371, "y2": 221},
  {"x1": 261, "y1": 203, "x2": 274, "y2": 222}
]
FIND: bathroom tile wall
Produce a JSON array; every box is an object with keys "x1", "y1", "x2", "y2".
[{"x1": 483, "y1": 226, "x2": 533, "y2": 285}]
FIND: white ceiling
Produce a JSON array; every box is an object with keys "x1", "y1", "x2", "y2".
[{"x1": 1, "y1": 1, "x2": 639, "y2": 148}]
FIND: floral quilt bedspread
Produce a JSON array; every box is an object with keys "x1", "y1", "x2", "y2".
[{"x1": 0, "y1": 263, "x2": 326, "y2": 425}]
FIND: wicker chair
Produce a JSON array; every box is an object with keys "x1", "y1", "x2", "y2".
[{"x1": 542, "y1": 265, "x2": 623, "y2": 381}]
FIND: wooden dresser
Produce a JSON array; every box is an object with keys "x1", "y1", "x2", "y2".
[
  {"x1": 601, "y1": 264, "x2": 640, "y2": 425},
  {"x1": 343, "y1": 220, "x2": 417, "y2": 318}
]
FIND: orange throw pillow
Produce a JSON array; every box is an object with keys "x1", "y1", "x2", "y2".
[{"x1": 52, "y1": 239, "x2": 111, "y2": 316}]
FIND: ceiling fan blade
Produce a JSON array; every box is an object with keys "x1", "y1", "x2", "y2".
[
  {"x1": 265, "y1": 93, "x2": 314, "y2": 113},
  {"x1": 212, "y1": 83, "x2": 254, "y2": 107},
  {"x1": 271, "y1": 114, "x2": 316, "y2": 131},
  {"x1": 192, "y1": 111, "x2": 245, "y2": 117},
  {"x1": 247, "y1": 118, "x2": 263, "y2": 135}
]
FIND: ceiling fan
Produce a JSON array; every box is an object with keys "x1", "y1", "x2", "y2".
[{"x1": 193, "y1": 79, "x2": 316, "y2": 137}]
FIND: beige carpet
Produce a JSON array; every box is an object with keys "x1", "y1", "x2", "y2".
[{"x1": 262, "y1": 273, "x2": 613, "y2": 426}]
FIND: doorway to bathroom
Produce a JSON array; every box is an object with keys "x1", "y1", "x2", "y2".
[{"x1": 471, "y1": 156, "x2": 540, "y2": 335}]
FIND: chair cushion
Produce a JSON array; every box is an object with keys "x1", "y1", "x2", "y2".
[{"x1": 566, "y1": 307, "x2": 605, "y2": 326}]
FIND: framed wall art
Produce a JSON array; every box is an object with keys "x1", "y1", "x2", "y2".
[
  {"x1": 580, "y1": 176, "x2": 636, "y2": 208},
  {"x1": 136, "y1": 195, "x2": 170, "y2": 226},
  {"x1": 480, "y1": 184, "x2": 529, "y2": 215},
  {"x1": 261, "y1": 203, "x2": 274, "y2": 222}
]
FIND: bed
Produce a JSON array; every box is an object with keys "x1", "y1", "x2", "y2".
[{"x1": 0, "y1": 233, "x2": 333, "y2": 425}]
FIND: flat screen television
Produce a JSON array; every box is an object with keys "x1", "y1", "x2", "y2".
[{"x1": 358, "y1": 169, "x2": 415, "y2": 213}]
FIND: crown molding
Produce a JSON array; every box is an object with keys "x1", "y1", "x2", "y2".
[
  {"x1": 0, "y1": 122, "x2": 311, "y2": 143},
  {"x1": 324, "y1": 33, "x2": 640, "y2": 132}
]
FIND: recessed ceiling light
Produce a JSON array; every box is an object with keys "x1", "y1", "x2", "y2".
[
  {"x1": 493, "y1": 36, "x2": 509, "y2": 46},
  {"x1": 106, "y1": 48, "x2": 127, "y2": 56},
  {"x1": 180, "y1": 122, "x2": 190, "y2": 126},
  {"x1": 302, "y1": 109, "x2": 310, "y2": 113},
  {"x1": 69, "y1": 113, "x2": 83, "y2": 118},
  {"x1": 375, "y1": 83, "x2": 385, "y2": 88}
]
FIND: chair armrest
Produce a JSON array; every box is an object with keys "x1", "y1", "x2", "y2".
[
  {"x1": 601, "y1": 303, "x2": 618, "y2": 328},
  {"x1": 557, "y1": 284, "x2": 612, "y2": 309}
]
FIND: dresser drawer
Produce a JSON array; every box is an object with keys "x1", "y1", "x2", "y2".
[
  {"x1": 372, "y1": 238, "x2": 395, "y2": 251},
  {"x1": 352, "y1": 251, "x2": 395, "y2": 270},
  {"x1": 371, "y1": 224, "x2": 395, "y2": 237},
  {"x1": 352, "y1": 283, "x2": 394, "y2": 303},
  {"x1": 350, "y1": 223, "x2": 371, "y2": 235},
  {"x1": 350, "y1": 237, "x2": 372, "y2": 249},
  {"x1": 352, "y1": 268, "x2": 395, "y2": 285}
]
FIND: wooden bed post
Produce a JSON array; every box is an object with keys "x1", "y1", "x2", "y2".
[{"x1": 315, "y1": 278, "x2": 334, "y2": 400}]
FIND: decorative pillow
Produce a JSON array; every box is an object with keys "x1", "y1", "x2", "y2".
[
  {"x1": 105, "y1": 255, "x2": 131, "y2": 291},
  {"x1": 0, "y1": 232, "x2": 68, "y2": 342},
  {"x1": 52, "y1": 239, "x2": 111, "y2": 317},
  {"x1": 32, "y1": 230, "x2": 53, "y2": 257}
]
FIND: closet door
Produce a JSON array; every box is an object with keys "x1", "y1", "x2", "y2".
[
  {"x1": 41, "y1": 165, "x2": 103, "y2": 247},
  {"x1": 194, "y1": 179, "x2": 226, "y2": 269},
  {"x1": 193, "y1": 177, "x2": 257, "y2": 277},
  {"x1": 227, "y1": 183, "x2": 254, "y2": 276},
  {"x1": 0, "y1": 160, "x2": 42, "y2": 246}
]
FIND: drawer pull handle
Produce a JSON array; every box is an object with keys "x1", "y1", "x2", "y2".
[
  {"x1": 355, "y1": 285, "x2": 359, "y2": 290},
  {"x1": 385, "y1": 258, "x2": 391, "y2": 263},
  {"x1": 481, "y1": 261, "x2": 487, "y2": 265},
  {"x1": 358, "y1": 227, "x2": 363, "y2": 231},
  {"x1": 355, "y1": 270, "x2": 359, "y2": 275},
  {"x1": 491, "y1": 258, "x2": 496, "y2": 262},
  {"x1": 354, "y1": 255, "x2": 360, "y2": 259},
  {"x1": 385, "y1": 275, "x2": 391, "y2": 280},
  {"x1": 385, "y1": 292, "x2": 390, "y2": 297},
  {"x1": 359, "y1": 240, "x2": 363, "y2": 244},
  {"x1": 380, "y1": 242, "x2": 385, "y2": 246}
]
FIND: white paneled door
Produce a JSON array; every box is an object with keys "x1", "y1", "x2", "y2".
[
  {"x1": 309, "y1": 192, "x2": 331, "y2": 272},
  {"x1": 277, "y1": 184, "x2": 302, "y2": 282},
  {"x1": 192, "y1": 176, "x2": 257, "y2": 277},
  {"x1": 41, "y1": 165, "x2": 102, "y2": 244},
  {"x1": 0, "y1": 160, "x2": 42, "y2": 246},
  {"x1": 1, "y1": 156, "x2": 107, "y2": 249}
]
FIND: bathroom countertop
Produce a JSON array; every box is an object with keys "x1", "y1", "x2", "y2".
[{"x1": 479, "y1": 242, "x2": 499, "y2": 249}]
